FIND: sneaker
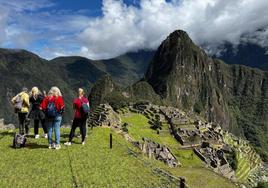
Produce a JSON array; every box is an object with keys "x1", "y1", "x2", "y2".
[
  {"x1": 48, "y1": 144, "x2": 53, "y2": 149},
  {"x1": 82, "y1": 141, "x2": 85, "y2": 146},
  {"x1": 44, "y1": 134, "x2": 48, "y2": 139},
  {"x1": 35, "y1": 134, "x2": 40, "y2": 139},
  {"x1": 55, "y1": 144, "x2": 61, "y2": 150},
  {"x1": 64, "y1": 142, "x2": 72, "y2": 146}
]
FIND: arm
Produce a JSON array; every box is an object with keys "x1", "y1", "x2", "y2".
[
  {"x1": 11, "y1": 95, "x2": 18, "y2": 104},
  {"x1": 40, "y1": 97, "x2": 47, "y2": 111},
  {"x1": 59, "y1": 97, "x2": 65, "y2": 114}
]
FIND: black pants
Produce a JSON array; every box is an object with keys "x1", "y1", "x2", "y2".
[
  {"x1": 18, "y1": 113, "x2": 29, "y2": 135},
  {"x1": 69, "y1": 118, "x2": 87, "y2": 142},
  {"x1": 34, "y1": 119, "x2": 48, "y2": 135}
]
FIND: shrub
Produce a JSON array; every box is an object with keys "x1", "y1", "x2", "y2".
[{"x1": 194, "y1": 101, "x2": 203, "y2": 114}]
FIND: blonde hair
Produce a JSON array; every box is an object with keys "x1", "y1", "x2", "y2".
[
  {"x1": 78, "y1": 88, "x2": 84, "y2": 96},
  {"x1": 49, "y1": 86, "x2": 62, "y2": 97},
  {"x1": 31, "y1": 87, "x2": 40, "y2": 97}
]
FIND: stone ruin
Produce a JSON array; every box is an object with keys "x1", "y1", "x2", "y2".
[
  {"x1": 135, "y1": 137, "x2": 180, "y2": 168},
  {"x1": 88, "y1": 104, "x2": 121, "y2": 127},
  {"x1": 194, "y1": 142, "x2": 236, "y2": 181}
]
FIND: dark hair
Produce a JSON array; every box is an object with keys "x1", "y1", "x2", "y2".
[{"x1": 22, "y1": 87, "x2": 28, "y2": 92}]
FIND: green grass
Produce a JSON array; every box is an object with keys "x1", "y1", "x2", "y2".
[
  {"x1": 0, "y1": 112, "x2": 238, "y2": 188},
  {"x1": 0, "y1": 128, "x2": 178, "y2": 188},
  {"x1": 120, "y1": 112, "x2": 237, "y2": 188},
  {"x1": 121, "y1": 113, "x2": 179, "y2": 147},
  {"x1": 223, "y1": 132, "x2": 262, "y2": 182}
]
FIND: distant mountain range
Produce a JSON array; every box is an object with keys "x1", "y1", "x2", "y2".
[
  {"x1": 215, "y1": 42, "x2": 268, "y2": 71},
  {"x1": 0, "y1": 48, "x2": 153, "y2": 123}
]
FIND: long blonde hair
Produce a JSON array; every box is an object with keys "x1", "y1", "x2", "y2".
[
  {"x1": 49, "y1": 86, "x2": 62, "y2": 97},
  {"x1": 31, "y1": 87, "x2": 40, "y2": 98}
]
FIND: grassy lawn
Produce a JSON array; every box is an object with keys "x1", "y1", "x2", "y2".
[
  {"x1": 120, "y1": 112, "x2": 238, "y2": 188},
  {"x1": 0, "y1": 128, "x2": 178, "y2": 188},
  {"x1": 0, "y1": 113, "x2": 238, "y2": 188}
]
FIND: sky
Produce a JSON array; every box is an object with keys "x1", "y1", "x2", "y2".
[{"x1": 0, "y1": 0, "x2": 268, "y2": 60}]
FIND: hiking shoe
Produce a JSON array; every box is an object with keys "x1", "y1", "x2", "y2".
[
  {"x1": 48, "y1": 144, "x2": 53, "y2": 149},
  {"x1": 55, "y1": 144, "x2": 61, "y2": 150},
  {"x1": 44, "y1": 134, "x2": 48, "y2": 139},
  {"x1": 35, "y1": 134, "x2": 40, "y2": 139},
  {"x1": 82, "y1": 141, "x2": 85, "y2": 146},
  {"x1": 64, "y1": 142, "x2": 72, "y2": 146}
]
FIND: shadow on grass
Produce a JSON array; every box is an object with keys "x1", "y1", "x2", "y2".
[
  {"x1": 0, "y1": 131, "x2": 15, "y2": 137},
  {"x1": 26, "y1": 143, "x2": 48, "y2": 149},
  {"x1": 8, "y1": 143, "x2": 48, "y2": 149}
]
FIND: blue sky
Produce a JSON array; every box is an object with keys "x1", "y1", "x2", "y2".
[{"x1": 0, "y1": 0, "x2": 268, "y2": 60}]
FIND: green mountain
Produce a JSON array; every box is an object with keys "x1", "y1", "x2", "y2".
[
  {"x1": 90, "y1": 30, "x2": 268, "y2": 162},
  {"x1": 144, "y1": 30, "x2": 268, "y2": 161},
  {"x1": 0, "y1": 49, "x2": 153, "y2": 124},
  {"x1": 0, "y1": 48, "x2": 78, "y2": 123},
  {"x1": 52, "y1": 50, "x2": 154, "y2": 87}
]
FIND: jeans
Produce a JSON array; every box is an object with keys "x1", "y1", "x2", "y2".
[
  {"x1": 47, "y1": 116, "x2": 62, "y2": 145},
  {"x1": 34, "y1": 119, "x2": 47, "y2": 135},
  {"x1": 69, "y1": 118, "x2": 87, "y2": 142},
  {"x1": 18, "y1": 113, "x2": 29, "y2": 135}
]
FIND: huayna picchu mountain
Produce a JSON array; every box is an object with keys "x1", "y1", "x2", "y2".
[
  {"x1": 90, "y1": 30, "x2": 268, "y2": 161},
  {"x1": 144, "y1": 30, "x2": 268, "y2": 161}
]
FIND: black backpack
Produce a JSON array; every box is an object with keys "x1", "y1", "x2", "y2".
[
  {"x1": 46, "y1": 101, "x2": 58, "y2": 118},
  {"x1": 13, "y1": 133, "x2": 27, "y2": 148}
]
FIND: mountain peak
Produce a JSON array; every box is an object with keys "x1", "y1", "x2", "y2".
[{"x1": 168, "y1": 30, "x2": 191, "y2": 40}]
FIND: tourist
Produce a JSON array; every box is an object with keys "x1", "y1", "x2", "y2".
[
  {"x1": 11, "y1": 87, "x2": 30, "y2": 135},
  {"x1": 64, "y1": 88, "x2": 89, "y2": 146},
  {"x1": 28, "y1": 87, "x2": 47, "y2": 139},
  {"x1": 40, "y1": 87, "x2": 64, "y2": 150}
]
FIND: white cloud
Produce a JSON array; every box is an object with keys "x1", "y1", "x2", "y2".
[
  {"x1": 1, "y1": 0, "x2": 268, "y2": 60},
  {"x1": 77, "y1": 0, "x2": 268, "y2": 59}
]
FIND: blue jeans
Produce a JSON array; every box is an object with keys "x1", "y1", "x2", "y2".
[{"x1": 47, "y1": 116, "x2": 62, "y2": 145}]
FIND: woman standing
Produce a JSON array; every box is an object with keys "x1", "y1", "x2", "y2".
[
  {"x1": 64, "y1": 88, "x2": 89, "y2": 146},
  {"x1": 11, "y1": 87, "x2": 30, "y2": 135},
  {"x1": 29, "y1": 87, "x2": 47, "y2": 139},
  {"x1": 40, "y1": 87, "x2": 64, "y2": 150}
]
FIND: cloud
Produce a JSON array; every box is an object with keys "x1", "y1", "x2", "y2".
[
  {"x1": 77, "y1": 0, "x2": 268, "y2": 59},
  {"x1": 1, "y1": 0, "x2": 268, "y2": 59}
]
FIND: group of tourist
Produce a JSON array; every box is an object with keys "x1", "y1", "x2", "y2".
[{"x1": 11, "y1": 86, "x2": 89, "y2": 150}]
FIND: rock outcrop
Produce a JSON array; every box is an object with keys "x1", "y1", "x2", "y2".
[
  {"x1": 136, "y1": 137, "x2": 179, "y2": 168},
  {"x1": 88, "y1": 104, "x2": 121, "y2": 127}
]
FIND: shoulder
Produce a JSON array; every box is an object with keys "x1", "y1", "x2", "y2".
[
  {"x1": 57, "y1": 96, "x2": 64, "y2": 104},
  {"x1": 21, "y1": 92, "x2": 29, "y2": 98},
  {"x1": 83, "y1": 97, "x2": 89, "y2": 103}
]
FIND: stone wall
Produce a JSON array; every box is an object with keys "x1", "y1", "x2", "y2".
[{"x1": 135, "y1": 137, "x2": 180, "y2": 168}]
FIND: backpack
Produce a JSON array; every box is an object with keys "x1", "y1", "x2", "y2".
[
  {"x1": 14, "y1": 95, "x2": 23, "y2": 113},
  {"x1": 13, "y1": 133, "x2": 27, "y2": 148},
  {"x1": 80, "y1": 99, "x2": 90, "y2": 117},
  {"x1": 46, "y1": 100, "x2": 58, "y2": 118}
]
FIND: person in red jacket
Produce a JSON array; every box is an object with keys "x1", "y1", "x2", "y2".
[
  {"x1": 64, "y1": 88, "x2": 89, "y2": 146},
  {"x1": 40, "y1": 87, "x2": 65, "y2": 150}
]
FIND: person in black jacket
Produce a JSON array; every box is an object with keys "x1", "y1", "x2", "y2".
[{"x1": 28, "y1": 87, "x2": 47, "y2": 139}]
